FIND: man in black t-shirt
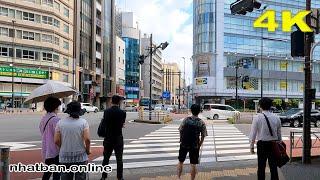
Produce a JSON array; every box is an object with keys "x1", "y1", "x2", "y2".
[
  {"x1": 177, "y1": 104, "x2": 207, "y2": 180},
  {"x1": 101, "y1": 95, "x2": 126, "y2": 180}
]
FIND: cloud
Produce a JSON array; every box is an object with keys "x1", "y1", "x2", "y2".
[{"x1": 116, "y1": 0, "x2": 193, "y2": 85}]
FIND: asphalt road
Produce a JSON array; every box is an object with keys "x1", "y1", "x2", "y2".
[{"x1": 0, "y1": 112, "x2": 164, "y2": 143}]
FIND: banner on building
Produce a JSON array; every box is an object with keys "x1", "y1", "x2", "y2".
[
  {"x1": 196, "y1": 77, "x2": 208, "y2": 85},
  {"x1": 0, "y1": 66, "x2": 49, "y2": 79},
  {"x1": 280, "y1": 61, "x2": 288, "y2": 71},
  {"x1": 280, "y1": 81, "x2": 287, "y2": 90}
]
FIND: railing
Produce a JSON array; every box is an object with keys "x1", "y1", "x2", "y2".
[{"x1": 138, "y1": 109, "x2": 172, "y2": 123}]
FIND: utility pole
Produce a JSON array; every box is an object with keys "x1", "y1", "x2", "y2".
[
  {"x1": 236, "y1": 62, "x2": 239, "y2": 109},
  {"x1": 11, "y1": 20, "x2": 15, "y2": 113},
  {"x1": 178, "y1": 71, "x2": 181, "y2": 110},
  {"x1": 149, "y1": 34, "x2": 153, "y2": 121},
  {"x1": 303, "y1": 0, "x2": 312, "y2": 164}
]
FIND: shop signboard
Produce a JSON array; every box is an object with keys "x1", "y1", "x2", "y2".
[{"x1": 0, "y1": 66, "x2": 49, "y2": 79}]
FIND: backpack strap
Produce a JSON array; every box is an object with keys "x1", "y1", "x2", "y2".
[
  {"x1": 262, "y1": 113, "x2": 273, "y2": 136},
  {"x1": 42, "y1": 116, "x2": 55, "y2": 133}
]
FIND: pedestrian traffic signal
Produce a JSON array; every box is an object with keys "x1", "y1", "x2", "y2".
[
  {"x1": 230, "y1": 0, "x2": 261, "y2": 15},
  {"x1": 291, "y1": 30, "x2": 305, "y2": 57}
]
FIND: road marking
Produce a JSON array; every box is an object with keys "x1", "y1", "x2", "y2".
[{"x1": 0, "y1": 143, "x2": 36, "y2": 150}]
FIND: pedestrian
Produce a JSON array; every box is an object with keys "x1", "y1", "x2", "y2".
[
  {"x1": 100, "y1": 95, "x2": 126, "y2": 180},
  {"x1": 54, "y1": 101, "x2": 91, "y2": 180},
  {"x1": 39, "y1": 97, "x2": 61, "y2": 180},
  {"x1": 249, "y1": 97, "x2": 282, "y2": 180},
  {"x1": 177, "y1": 104, "x2": 207, "y2": 180}
]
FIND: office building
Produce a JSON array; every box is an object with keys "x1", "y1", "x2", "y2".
[
  {"x1": 193, "y1": 0, "x2": 320, "y2": 105},
  {"x1": 163, "y1": 63, "x2": 184, "y2": 105},
  {"x1": 74, "y1": 0, "x2": 115, "y2": 109},
  {"x1": 0, "y1": 0, "x2": 74, "y2": 109},
  {"x1": 120, "y1": 12, "x2": 140, "y2": 104},
  {"x1": 115, "y1": 36, "x2": 125, "y2": 96},
  {"x1": 140, "y1": 33, "x2": 163, "y2": 102}
]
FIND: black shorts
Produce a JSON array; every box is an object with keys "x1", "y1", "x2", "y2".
[{"x1": 178, "y1": 145, "x2": 200, "y2": 164}]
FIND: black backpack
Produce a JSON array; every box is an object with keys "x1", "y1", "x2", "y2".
[{"x1": 180, "y1": 117, "x2": 202, "y2": 148}]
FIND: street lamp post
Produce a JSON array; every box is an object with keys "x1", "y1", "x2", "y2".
[
  {"x1": 139, "y1": 34, "x2": 168, "y2": 120},
  {"x1": 11, "y1": 20, "x2": 15, "y2": 112},
  {"x1": 258, "y1": 6, "x2": 268, "y2": 99}
]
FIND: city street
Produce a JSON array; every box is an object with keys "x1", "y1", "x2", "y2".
[{"x1": 1, "y1": 112, "x2": 319, "y2": 179}]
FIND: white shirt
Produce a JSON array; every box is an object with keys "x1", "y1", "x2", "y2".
[{"x1": 249, "y1": 111, "x2": 282, "y2": 148}]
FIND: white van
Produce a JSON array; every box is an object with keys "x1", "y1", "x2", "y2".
[{"x1": 202, "y1": 104, "x2": 240, "y2": 120}]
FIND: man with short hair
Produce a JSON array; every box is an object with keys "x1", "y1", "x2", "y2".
[
  {"x1": 177, "y1": 104, "x2": 207, "y2": 180},
  {"x1": 250, "y1": 97, "x2": 282, "y2": 180},
  {"x1": 100, "y1": 95, "x2": 126, "y2": 180}
]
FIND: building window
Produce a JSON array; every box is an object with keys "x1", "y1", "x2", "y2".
[
  {"x1": 0, "y1": 27, "x2": 9, "y2": 37},
  {"x1": 63, "y1": 24, "x2": 69, "y2": 33},
  {"x1": 9, "y1": 9, "x2": 15, "y2": 18},
  {"x1": 63, "y1": 58, "x2": 69, "y2": 66},
  {"x1": 43, "y1": 52, "x2": 53, "y2": 61},
  {"x1": 54, "y1": 1, "x2": 60, "y2": 11},
  {"x1": 53, "y1": 19, "x2": 60, "y2": 28},
  {"x1": 22, "y1": 50, "x2": 35, "y2": 60},
  {"x1": 0, "y1": 7, "x2": 8, "y2": 16},
  {"x1": 43, "y1": 0, "x2": 53, "y2": 7},
  {"x1": 23, "y1": 12, "x2": 35, "y2": 21},
  {"x1": 0, "y1": 46, "x2": 13, "y2": 57},
  {"x1": 42, "y1": 16, "x2": 53, "y2": 25},
  {"x1": 63, "y1": 7, "x2": 69, "y2": 17},
  {"x1": 53, "y1": 54, "x2": 59, "y2": 62},
  {"x1": 16, "y1": 11, "x2": 22, "y2": 20},
  {"x1": 62, "y1": 74, "x2": 68, "y2": 82},
  {"x1": 42, "y1": 34, "x2": 53, "y2": 43},
  {"x1": 118, "y1": 57, "x2": 120, "y2": 62},
  {"x1": 22, "y1": 31, "x2": 35, "y2": 40},
  {"x1": 63, "y1": 41, "x2": 69, "y2": 50},
  {"x1": 54, "y1": 37, "x2": 59, "y2": 45}
]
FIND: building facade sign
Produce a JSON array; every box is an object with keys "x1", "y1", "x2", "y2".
[
  {"x1": 196, "y1": 77, "x2": 208, "y2": 85},
  {"x1": 0, "y1": 66, "x2": 49, "y2": 79}
]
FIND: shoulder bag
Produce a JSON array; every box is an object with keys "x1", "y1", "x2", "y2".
[{"x1": 262, "y1": 113, "x2": 289, "y2": 167}]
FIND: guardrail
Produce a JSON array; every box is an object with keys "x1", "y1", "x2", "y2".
[
  {"x1": 138, "y1": 109, "x2": 172, "y2": 123},
  {"x1": 0, "y1": 146, "x2": 10, "y2": 180}
]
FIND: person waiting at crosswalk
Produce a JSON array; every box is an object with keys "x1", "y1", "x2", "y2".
[{"x1": 177, "y1": 104, "x2": 207, "y2": 180}]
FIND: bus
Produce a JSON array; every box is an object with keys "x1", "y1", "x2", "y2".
[{"x1": 139, "y1": 97, "x2": 157, "y2": 110}]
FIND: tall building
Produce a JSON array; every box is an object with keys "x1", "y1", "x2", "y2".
[
  {"x1": 120, "y1": 12, "x2": 140, "y2": 104},
  {"x1": 115, "y1": 36, "x2": 125, "y2": 97},
  {"x1": 193, "y1": 0, "x2": 320, "y2": 105},
  {"x1": 0, "y1": 0, "x2": 74, "y2": 108},
  {"x1": 140, "y1": 34, "x2": 163, "y2": 102},
  {"x1": 163, "y1": 63, "x2": 183, "y2": 105},
  {"x1": 74, "y1": 0, "x2": 115, "y2": 109}
]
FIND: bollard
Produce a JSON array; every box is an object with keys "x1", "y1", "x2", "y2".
[{"x1": 0, "y1": 146, "x2": 10, "y2": 180}]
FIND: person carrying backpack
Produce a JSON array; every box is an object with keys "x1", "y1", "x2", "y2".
[{"x1": 177, "y1": 104, "x2": 207, "y2": 180}]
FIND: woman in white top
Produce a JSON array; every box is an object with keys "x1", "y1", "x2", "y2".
[
  {"x1": 54, "y1": 101, "x2": 91, "y2": 180},
  {"x1": 249, "y1": 97, "x2": 282, "y2": 180}
]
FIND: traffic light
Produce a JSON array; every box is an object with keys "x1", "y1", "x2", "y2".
[
  {"x1": 291, "y1": 30, "x2": 305, "y2": 57},
  {"x1": 139, "y1": 55, "x2": 145, "y2": 65},
  {"x1": 230, "y1": 0, "x2": 261, "y2": 15}
]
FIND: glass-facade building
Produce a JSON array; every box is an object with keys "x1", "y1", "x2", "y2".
[
  {"x1": 193, "y1": 0, "x2": 320, "y2": 104},
  {"x1": 123, "y1": 37, "x2": 140, "y2": 100}
]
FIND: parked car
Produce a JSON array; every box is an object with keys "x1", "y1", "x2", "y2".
[
  {"x1": 80, "y1": 103, "x2": 99, "y2": 113},
  {"x1": 154, "y1": 104, "x2": 164, "y2": 111},
  {"x1": 279, "y1": 108, "x2": 320, "y2": 128},
  {"x1": 124, "y1": 105, "x2": 137, "y2": 112},
  {"x1": 201, "y1": 104, "x2": 240, "y2": 120},
  {"x1": 271, "y1": 107, "x2": 283, "y2": 115}
]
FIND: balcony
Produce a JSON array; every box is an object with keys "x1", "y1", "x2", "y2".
[
  {"x1": 96, "y1": 51, "x2": 101, "y2": 60},
  {"x1": 96, "y1": 19, "x2": 102, "y2": 27},
  {"x1": 96, "y1": 67, "x2": 101, "y2": 75},
  {"x1": 96, "y1": 1, "x2": 102, "y2": 12},
  {"x1": 96, "y1": 35, "x2": 102, "y2": 43}
]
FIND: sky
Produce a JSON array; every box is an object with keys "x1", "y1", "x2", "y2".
[{"x1": 116, "y1": 0, "x2": 193, "y2": 85}]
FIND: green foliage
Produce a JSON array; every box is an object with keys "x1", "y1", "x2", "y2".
[
  {"x1": 273, "y1": 99, "x2": 282, "y2": 107},
  {"x1": 288, "y1": 99, "x2": 299, "y2": 108}
]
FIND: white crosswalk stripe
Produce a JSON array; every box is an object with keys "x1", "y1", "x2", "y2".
[{"x1": 92, "y1": 123, "x2": 260, "y2": 170}]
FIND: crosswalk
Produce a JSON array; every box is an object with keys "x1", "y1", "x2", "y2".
[{"x1": 92, "y1": 123, "x2": 257, "y2": 170}]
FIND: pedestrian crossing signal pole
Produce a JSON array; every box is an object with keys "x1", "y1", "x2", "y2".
[{"x1": 303, "y1": 0, "x2": 312, "y2": 164}]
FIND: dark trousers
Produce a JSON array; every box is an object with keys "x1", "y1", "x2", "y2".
[
  {"x1": 102, "y1": 136, "x2": 124, "y2": 179},
  {"x1": 257, "y1": 141, "x2": 279, "y2": 180},
  {"x1": 42, "y1": 156, "x2": 60, "y2": 180},
  {"x1": 61, "y1": 161, "x2": 87, "y2": 180}
]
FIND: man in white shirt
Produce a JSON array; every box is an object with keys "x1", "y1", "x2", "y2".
[{"x1": 249, "y1": 97, "x2": 282, "y2": 180}]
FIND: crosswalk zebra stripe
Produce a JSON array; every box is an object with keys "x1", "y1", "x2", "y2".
[{"x1": 130, "y1": 137, "x2": 249, "y2": 144}]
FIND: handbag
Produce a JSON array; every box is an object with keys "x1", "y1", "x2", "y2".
[{"x1": 262, "y1": 113, "x2": 289, "y2": 167}]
